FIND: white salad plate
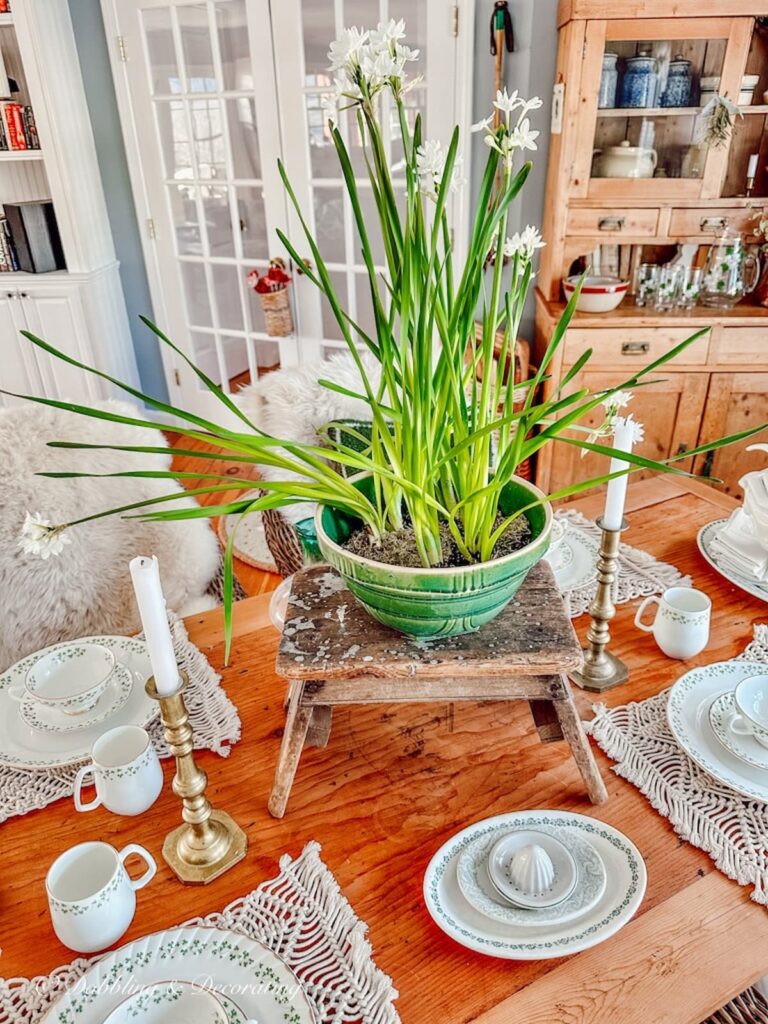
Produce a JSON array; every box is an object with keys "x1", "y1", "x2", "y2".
[
  {"x1": 667, "y1": 660, "x2": 768, "y2": 802},
  {"x1": 547, "y1": 527, "x2": 599, "y2": 594},
  {"x1": 18, "y1": 662, "x2": 133, "y2": 735},
  {"x1": 102, "y1": 982, "x2": 230, "y2": 1024},
  {"x1": 0, "y1": 636, "x2": 156, "y2": 770},
  {"x1": 423, "y1": 811, "x2": 646, "y2": 960},
  {"x1": 709, "y1": 690, "x2": 768, "y2": 772},
  {"x1": 456, "y1": 823, "x2": 607, "y2": 927},
  {"x1": 697, "y1": 520, "x2": 768, "y2": 605},
  {"x1": 487, "y1": 830, "x2": 577, "y2": 908},
  {"x1": 40, "y1": 926, "x2": 315, "y2": 1024}
]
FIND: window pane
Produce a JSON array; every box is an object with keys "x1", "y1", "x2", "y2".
[
  {"x1": 190, "y1": 98, "x2": 226, "y2": 179},
  {"x1": 155, "y1": 101, "x2": 192, "y2": 180},
  {"x1": 181, "y1": 262, "x2": 213, "y2": 326},
  {"x1": 390, "y1": 0, "x2": 427, "y2": 73},
  {"x1": 357, "y1": 187, "x2": 385, "y2": 265},
  {"x1": 307, "y1": 94, "x2": 336, "y2": 177},
  {"x1": 301, "y1": 0, "x2": 337, "y2": 86},
  {"x1": 228, "y1": 97, "x2": 261, "y2": 179},
  {"x1": 178, "y1": 4, "x2": 217, "y2": 92},
  {"x1": 313, "y1": 187, "x2": 345, "y2": 263},
  {"x1": 191, "y1": 331, "x2": 220, "y2": 386},
  {"x1": 355, "y1": 273, "x2": 377, "y2": 342},
  {"x1": 142, "y1": 8, "x2": 179, "y2": 95},
  {"x1": 167, "y1": 184, "x2": 201, "y2": 255},
  {"x1": 217, "y1": 0, "x2": 251, "y2": 91},
  {"x1": 211, "y1": 264, "x2": 245, "y2": 331},
  {"x1": 256, "y1": 340, "x2": 281, "y2": 373},
  {"x1": 322, "y1": 272, "x2": 347, "y2": 340},
  {"x1": 202, "y1": 186, "x2": 234, "y2": 256},
  {"x1": 246, "y1": 277, "x2": 268, "y2": 333},
  {"x1": 221, "y1": 334, "x2": 251, "y2": 389},
  {"x1": 236, "y1": 186, "x2": 269, "y2": 259}
]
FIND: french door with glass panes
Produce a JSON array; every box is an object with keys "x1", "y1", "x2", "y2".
[{"x1": 103, "y1": 0, "x2": 469, "y2": 418}]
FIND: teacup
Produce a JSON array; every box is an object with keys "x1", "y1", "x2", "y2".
[
  {"x1": 730, "y1": 674, "x2": 768, "y2": 749},
  {"x1": 10, "y1": 643, "x2": 115, "y2": 715},
  {"x1": 46, "y1": 840, "x2": 156, "y2": 952},
  {"x1": 634, "y1": 586, "x2": 711, "y2": 659},
  {"x1": 103, "y1": 982, "x2": 229, "y2": 1024},
  {"x1": 74, "y1": 726, "x2": 163, "y2": 817}
]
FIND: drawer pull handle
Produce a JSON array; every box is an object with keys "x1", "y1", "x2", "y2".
[
  {"x1": 700, "y1": 216, "x2": 728, "y2": 232},
  {"x1": 598, "y1": 216, "x2": 625, "y2": 232},
  {"x1": 622, "y1": 341, "x2": 650, "y2": 355}
]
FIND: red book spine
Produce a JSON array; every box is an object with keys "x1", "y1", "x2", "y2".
[
  {"x1": 3, "y1": 103, "x2": 26, "y2": 150},
  {"x1": 0, "y1": 2, "x2": 9, "y2": 13}
]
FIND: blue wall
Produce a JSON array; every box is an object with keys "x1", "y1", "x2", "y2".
[{"x1": 67, "y1": 0, "x2": 169, "y2": 402}]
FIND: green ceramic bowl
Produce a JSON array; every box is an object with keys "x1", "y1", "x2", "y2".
[{"x1": 315, "y1": 475, "x2": 552, "y2": 638}]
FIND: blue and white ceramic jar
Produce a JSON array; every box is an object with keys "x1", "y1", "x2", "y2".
[
  {"x1": 598, "y1": 52, "x2": 619, "y2": 108},
  {"x1": 661, "y1": 54, "x2": 692, "y2": 107},
  {"x1": 620, "y1": 54, "x2": 658, "y2": 109}
]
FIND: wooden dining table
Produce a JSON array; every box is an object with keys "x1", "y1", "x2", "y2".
[{"x1": 3, "y1": 476, "x2": 768, "y2": 1024}]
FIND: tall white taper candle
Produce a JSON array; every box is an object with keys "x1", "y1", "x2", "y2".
[
  {"x1": 602, "y1": 415, "x2": 636, "y2": 531},
  {"x1": 129, "y1": 555, "x2": 180, "y2": 696}
]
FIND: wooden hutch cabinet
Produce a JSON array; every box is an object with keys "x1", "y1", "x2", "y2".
[{"x1": 535, "y1": 0, "x2": 768, "y2": 498}]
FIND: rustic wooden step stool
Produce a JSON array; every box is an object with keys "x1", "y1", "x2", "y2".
[{"x1": 269, "y1": 561, "x2": 607, "y2": 817}]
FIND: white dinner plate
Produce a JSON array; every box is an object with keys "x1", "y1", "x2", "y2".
[
  {"x1": 18, "y1": 662, "x2": 133, "y2": 734},
  {"x1": 0, "y1": 636, "x2": 156, "y2": 770},
  {"x1": 40, "y1": 926, "x2": 315, "y2": 1024},
  {"x1": 709, "y1": 691, "x2": 768, "y2": 771},
  {"x1": 697, "y1": 520, "x2": 768, "y2": 604},
  {"x1": 667, "y1": 660, "x2": 768, "y2": 802},
  {"x1": 546, "y1": 528, "x2": 599, "y2": 594},
  {"x1": 423, "y1": 811, "x2": 646, "y2": 959}
]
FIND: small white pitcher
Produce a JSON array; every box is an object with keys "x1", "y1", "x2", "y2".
[
  {"x1": 74, "y1": 725, "x2": 163, "y2": 817},
  {"x1": 634, "y1": 586, "x2": 711, "y2": 659},
  {"x1": 46, "y1": 841, "x2": 156, "y2": 952}
]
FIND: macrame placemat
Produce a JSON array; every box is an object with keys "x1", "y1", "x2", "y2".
[
  {"x1": 556, "y1": 508, "x2": 691, "y2": 618},
  {"x1": 0, "y1": 613, "x2": 241, "y2": 824},
  {"x1": 587, "y1": 625, "x2": 768, "y2": 906},
  {"x1": 0, "y1": 841, "x2": 399, "y2": 1024}
]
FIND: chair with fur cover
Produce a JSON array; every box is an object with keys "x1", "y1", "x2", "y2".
[{"x1": 0, "y1": 400, "x2": 221, "y2": 671}]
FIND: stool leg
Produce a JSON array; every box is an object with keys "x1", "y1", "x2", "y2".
[
  {"x1": 269, "y1": 682, "x2": 312, "y2": 818},
  {"x1": 306, "y1": 705, "x2": 333, "y2": 748},
  {"x1": 552, "y1": 688, "x2": 608, "y2": 805}
]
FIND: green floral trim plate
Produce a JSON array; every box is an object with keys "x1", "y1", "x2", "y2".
[
  {"x1": 423, "y1": 811, "x2": 646, "y2": 959},
  {"x1": 667, "y1": 660, "x2": 768, "y2": 802},
  {"x1": 42, "y1": 926, "x2": 315, "y2": 1024},
  {"x1": 0, "y1": 636, "x2": 156, "y2": 770},
  {"x1": 19, "y1": 663, "x2": 133, "y2": 735}
]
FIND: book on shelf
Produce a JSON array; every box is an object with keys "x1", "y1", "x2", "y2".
[
  {"x1": 0, "y1": 102, "x2": 39, "y2": 150},
  {"x1": 0, "y1": 112, "x2": 8, "y2": 151},
  {"x1": 22, "y1": 105, "x2": 38, "y2": 148},
  {"x1": 1, "y1": 216, "x2": 19, "y2": 271},
  {"x1": 0, "y1": 1, "x2": 13, "y2": 13},
  {"x1": 3, "y1": 201, "x2": 64, "y2": 273}
]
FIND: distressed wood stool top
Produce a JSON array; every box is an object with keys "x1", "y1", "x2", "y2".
[{"x1": 276, "y1": 561, "x2": 582, "y2": 681}]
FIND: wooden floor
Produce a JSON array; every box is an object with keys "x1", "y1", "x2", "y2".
[{"x1": 168, "y1": 433, "x2": 282, "y2": 597}]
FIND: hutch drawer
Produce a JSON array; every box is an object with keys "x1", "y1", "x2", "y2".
[
  {"x1": 565, "y1": 207, "x2": 660, "y2": 238},
  {"x1": 562, "y1": 327, "x2": 711, "y2": 366},
  {"x1": 667, "y1": 207, "x2": 757, "y2": 238},
  {"x1": 716, "y1": 327, "x2": 768, "y2": 366}
]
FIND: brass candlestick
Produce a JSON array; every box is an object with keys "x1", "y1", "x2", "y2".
[
  {"x1": 570, "y1": 516, "x2": 629, "y2": 693},
  {"x1": 146, "y1": 672, "x2": 247, "y2": 884}
]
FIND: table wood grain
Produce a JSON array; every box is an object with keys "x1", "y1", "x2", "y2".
[{"x1": 2, "y1": 477, "x2": 767, "y2": 1024}]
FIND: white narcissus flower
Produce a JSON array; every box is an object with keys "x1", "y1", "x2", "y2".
[
  {"x1": 328, "y1": 27, "x2": 369, "y2": 72},
  {"x1": 626, "y1": 415, "x2": 645, "y2": 445},
  {"x1": 493, "y1": 88, "x2": 522, "y2": 115},
  {"x1": 416, "y1": 140, "x2": 465, "y2": 199},
  {"x1": 471, "y1": 115, "x2": 493, "y2": 134},
  {"x1": 369, "y1": 18, "x2": 407, "y2": 48},
  {"x1": 601, "y1": 389, "x2": 633, "y2": 414},
  {"x1": 18, "y1": 512, "x2": 71, "y2": 559},
  {"x1": 504, "y1": 225, "x2": 545, "y2": 260},
  {"x1": 509, "y1": 117, "x2": 539, "y2": 152}
]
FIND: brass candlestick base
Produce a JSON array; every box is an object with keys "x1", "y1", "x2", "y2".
[
  {"x1": 570, "y1": 516, "x2": 630, "y2": 694},
  {"x1": 146, "y1": 673, "x2": 248, "y2": 885}
]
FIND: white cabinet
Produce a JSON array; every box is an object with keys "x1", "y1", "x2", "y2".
[
  {"x1": 0, "y1": 276, "x2": 107, "y2": 406},
  {"x1": 0, "y1": 0, "x2": 140, "y2": 409}
]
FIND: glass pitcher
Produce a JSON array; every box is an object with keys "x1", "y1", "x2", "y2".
[{"x1": 701, "y1": 227, "x2": 761, "y2": 309}]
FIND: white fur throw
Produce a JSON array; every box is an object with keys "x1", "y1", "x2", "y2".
[
  {"x1": 239, "y1": 351, "x2": 380, "y2": 524},
  {"x1": 0, "y1": 401, "x2": 220, "y2": 670}
]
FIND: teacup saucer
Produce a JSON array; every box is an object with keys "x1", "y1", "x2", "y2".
[
  {"x1": 709, "y1": 691, "x2": 768, "y2": 771},
  {"x1": 19, "y1": 663, "x2": 133, "y2": 734},
  {"x1": 457, "y1": 825, "x2": 607, "y2": 927},
  {"x1": 488, "y1": 829, "x2": 577, "y2": 908}
]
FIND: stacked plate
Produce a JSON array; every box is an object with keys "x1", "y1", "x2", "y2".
[
  {"x1": 545, "y1": 518, "x2": 599, "y2": 595},
  {"x1": 41, "y1": 926, "x2": 315, "y2": 1024},
  {"x1": 667, "y1": 660, "x2": 768, "y2": 802},
  {"x1": 697, "y1": 520, "x2": 768, "y2": 605},
  {"x1": 423, "y1": 810, "x2": 646, "y2": 959},
  {"x1": 0, "y1": 635, "x2": 156, "y2": 770}
]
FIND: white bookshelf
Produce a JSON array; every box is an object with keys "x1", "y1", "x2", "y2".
[{"x1": 0, "y1": 0, "x2": 139, "y2": 405}]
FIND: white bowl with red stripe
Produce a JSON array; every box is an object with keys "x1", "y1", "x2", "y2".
[{"x1": 563, "y1": 276, "x2": 629, "y2": 313}]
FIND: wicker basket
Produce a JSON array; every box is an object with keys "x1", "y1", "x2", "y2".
[{"x1": 259, "y1": 287, "x2": 294, "y2": 337}]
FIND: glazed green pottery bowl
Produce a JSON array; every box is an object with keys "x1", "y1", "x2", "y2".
[{"x1": 315, "y1": 475, "x2": 552, "y2": 638}]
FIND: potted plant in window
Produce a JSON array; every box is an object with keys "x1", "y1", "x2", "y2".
[{"x1": 11, "y1": 21, "x2": 767, "y2": 648}]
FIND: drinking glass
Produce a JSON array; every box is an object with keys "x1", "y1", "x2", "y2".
[
  {"x1": 654, "y1": 266, "x2": 680, "y2": 311},
  {"x1": 635, "y1": 263, "x2": 659, "y2": 307},
  {"x1": 676, "y1": 266, "x2": 703, "y2": 309}
]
